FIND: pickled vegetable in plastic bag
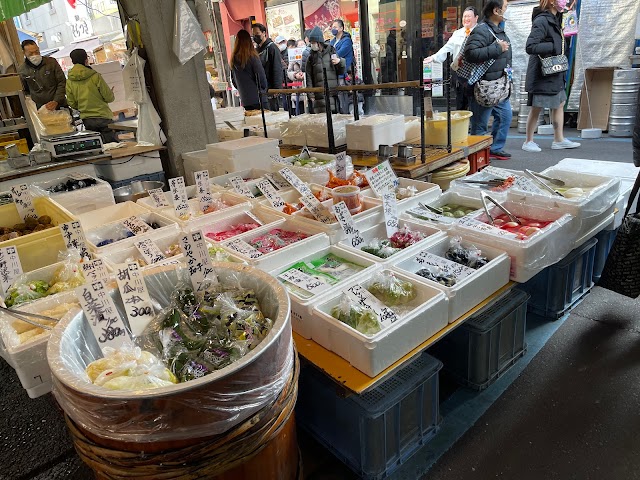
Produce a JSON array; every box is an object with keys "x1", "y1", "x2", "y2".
[
  {"x1": 361, "y1": 238, "x2": 401, "y2": 259},
  {"x1": 330, "y1": 294, "x2": 381, "y2": 336},
  {"x1": 366, "y1": 271, "x2": 417, "y2": 306},
  {"x1": 445, "y1": 236, "x2": 488, "y2": 269}
]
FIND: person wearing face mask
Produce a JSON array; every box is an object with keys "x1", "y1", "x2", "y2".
[
  {"x1": 305, "y1": 26, "x2": 345, "y2": 114},
  {"x1": 330, "y1": 19, "x2": 354, "y2": 114},
  {"x1": 464, "y1": 0, "x2": 513, "y2": 160},
  {"x1": 275, "y1": 35, "x2": 289, "y2": 68},
  {"x1": 17, "y1": 40, "x2": 67, "y2": 111},
  {"x1": 426, "y1": 6, "x2": 479, "y2": 110},
  {"x1": 252, "y1": 23, "x2": 284, "y2": 111},
  {"x1": 522, "y1": 0, "x2": 580, "y2": 152}
]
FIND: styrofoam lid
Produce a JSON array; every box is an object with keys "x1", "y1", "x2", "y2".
[
  {"x1": 350, "y1": 114, "x2": 404, "y2": 126},
  {"x1": 556, "y1": 158, "x2": 639, "y2": 179},
  {"x1": 206, "y1": 136, "x2": 279, "y2": 153}
]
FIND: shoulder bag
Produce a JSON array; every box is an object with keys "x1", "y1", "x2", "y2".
[
  {"x1": 472, "y1": 26, "x2": 512, "y2": 107},
  {"x1": 455, "y1": 24, "x2": 495, "y2": 86},
  {"x1": 539, "y1": 33, "x2": 568, "y2": 76},
  {"x1": 598, "y1": 171, "x2": 640, "y2": 298}
]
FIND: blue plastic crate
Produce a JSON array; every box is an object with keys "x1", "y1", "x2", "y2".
[
  {"x1": 103, "y1": 171, "x2": 166, "y2": 190},
  {"x1": 520, "y1": 237, "x2": 597, "y2": 320},
  {"x1": 296, "y1": 353, "x2": 442, "y2": 480},
  {"x1": 429, "y1": 289, "x2": 529, "y2": 391},
  {"x1": 593, "y1": 228, "x2": 617, "y2": 283}
]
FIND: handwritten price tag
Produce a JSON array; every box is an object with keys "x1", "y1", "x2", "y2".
[
  {"x1": 60, "y1": 221, "x2": 91, "y2": 261},
  {"x1": 122, "y1": 216, "x2": 151, "y2": 235},
  {"x1": 457, "y1": 217, "x2": 520, "y2": 239},
  {"x1": 81, "y1": 259, "x2": 110, "y2": 284},
  {"x1": 76, "y1": 281, "x2": 129, "y2": 352},
  {"x1": 10, "y1": 184, "x2": 37, "y2": 221},
  {"x1": 134, "y1": 239, "x2": 166, "y2": 265},
  {"x1": 179, "y1": 231, "x2": 218, "y2": 291},
  {"x1": 414, "y1": 251, "x2": 476, "y2": 280},
  {"x1": 364, "y1": 160, "x2": 398, "y2": 197},
  {"x1": 225, "y1": 238, "x2": 263, "y2": 259},
  {"x1": 115, "y1": 263, "x2": 155, "y2": 336},
  {"x1": 264, "y1": 172, "x2": 290, "y2": 190},
  {"x1": 300, "y1": 194, "x2": 334, "y2": 224},
  {"x1": 333, "y1": 201, "x2": 364, "y2": 248},
  {"x1": 147, "y1": 188, "x2": 170, "y2": 208},
  {"x1": 345, "y1": 284, "x2": 398, "y2": 327},
  {"x1": 335, "y1": 151, "x2": 348, "y2": 180},
  {"x1": 194, "y1": 170, "x2": 215, "y2": 212},
  {"x1": 169, "y1": 176, "x2": 190, "y2": 220},
  {"x1": 279, "y1": 167, "x2": 313, "y2": 197},
  {"x1": 382, "y1": 191, "x2": 399, "y2": 237},
  {"x1": 256, "y1": 179, "x2": 285, "y2": 210},
  {"x1": 228, "y1": 175, "x2": 256, "y2": 199},
  {"x1": 0, "y1": 246, "x2": 22, "y2": 296},
  {"x1": 279, "y1": 268, "x2": 331, "y2": 295}
]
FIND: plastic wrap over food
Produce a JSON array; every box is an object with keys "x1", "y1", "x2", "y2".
[
  {"x1": 305, "y1": 114, "x2": 352, "y2": 148},
  {"x1": 47, "y1": 263, "x2": 294, "y2": 442},
  {"x1": 274, "y1": 151, "x2": 353, "y2": 185},
  {"x1": 449, "y1": 166, "x2": 546, "y2": 200},
  {"x1": 29, "y1": 175, "x2": 115, "y2": 215}
]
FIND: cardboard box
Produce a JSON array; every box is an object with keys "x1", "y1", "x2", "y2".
[
  {"x1": 0, "y1": 75, "x2": 23, "y2": 94},
  {"x1": 577, "y1": 67, "x2": 617, "y2": 131}
]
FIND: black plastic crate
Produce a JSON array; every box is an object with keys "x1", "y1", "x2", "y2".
[
  {"x1": 593, "y1": 228, "x2": 617, "y2": 283},
  {"x1": 428, "y1": 289, "x2": 529, "y2": 391},
  {"x1": 296, "y1": 353, "x2": 442, "y2": 480},
  {"x1": 520, "y1": 237, "x2": 597, "y2": 319}
]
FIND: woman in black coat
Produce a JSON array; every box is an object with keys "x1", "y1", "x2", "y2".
[{"x1": 522, "y1": 0, "x2": 580, "y2": 152}]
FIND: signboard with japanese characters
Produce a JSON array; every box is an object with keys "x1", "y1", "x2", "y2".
[
  {"x1": 0, "y1": 246, "x2": 22, "y2": 296},
  {"x1": 179, "y1": 231, "x2": 217, "y2": 291},
  {"x1": 60, "y1": 221, "x2": 91, "y2": 261},
  {"x1": 10, "y1": 184, "x2": 37, "y2": 222},
  {"x1": 76, "y1": 280, "x2": 129, "y2": 351},
  {"x1": 115, "y1": 263, "x2": 155, "y2": 336},
  {"x1": 194, "y1": 170, "x2": 215, "y2": 212}
]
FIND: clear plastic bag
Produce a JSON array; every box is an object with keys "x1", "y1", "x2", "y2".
[
  {"x1": 360, "y1": 238, "x2": 401, "y2": 259},
  {"x1": 330, "y1": 293, "x2": 381, "y2": 336},
  {"x1": 366, "y1": 270, "x2": 417, "y2": 306},
  {"x1": 37, "y1": 106, "x2": 74, "y2": 136},
  {"x1": 173, "y1": 0, "x2": 207, "y2": 65},
  {"x1": 445, "y1": 236, "x2": 489, "y2": 269}
]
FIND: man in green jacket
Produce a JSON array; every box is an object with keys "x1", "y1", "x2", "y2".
[
  {"x1": 17, "y1": 40, "x2": 67, "y2": 110},
  {"x1": 66, "y1": 49, "x2": 116, "y2": 143}
]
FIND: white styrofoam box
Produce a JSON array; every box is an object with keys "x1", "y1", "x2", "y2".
[
  {"x1": 574, "y1": 213, "x2": 616, "y2": 249},
  {"x1": 453, "y1": 202, "x2": 575, "y2": 283},
  {"x1": 76, "y1": 201, "x2": 150, "y2": 230},
  {"x1": 94, "y1": 153, "x2": 163, "y2": 182},
  {"x1": 220, "y1": 218, "x2": 330, "y2": 272},
  {"x1": 137, "y1": 184, "x2": 217, "y2": 210},
  {"x1": 269, "y1": 245, "x2": 379, "y2": 339},
  {"x1": 311, "y1": 267, "x2": 449, "y2": 377},
  {"x1": 182, "y1": 149, "x2": 209, "y2": 186},
  {"x1": 244, "y1": 111, "x2": 289, "y2": 125},
  {"x1": 448, "y1": 166, "x2": 528, "y2": 201},
  {"x1": 154, "y1": 191, "x2": 252, "y2": 228},
  {"x1": 362, "y1": 177, "x2": 442, "y2": 213},
  {"x1": 404, "y1": 116, "x2": 421, "y2": 141},
  {"x1": 305, "y1": 115, "x2": 352, "y2": 148},
  {"x1": 213, "y1": 107, "x2": 245, "y2": 127},
  {"x1": 276, "y1": 152, "x2": 354, "y2": 185},
  {"x1": 210, "y1": 168, "x2": 272, "y2": 199},
  {"x1": 393, "y1": 235, "x2": 511, "y2": 322},
  {"x1": 85, "y1": 211, "x2": 179, "y2": 254},
  {"x1": 0, "y1": 291, "x2": 80, "y2": 398},
  {"x1": 336, "y1": 219, "x2": 445, "y2": 265},
  {"x1": 206, "y1": 137, "x2": 280, "y2": 175},
  {"x1": 97, "y1": 230, "x2": 185, "y2": 272},
  {"x1": 346, "y1": 115, "x2": 405, "y2": 152},
  {"x1": 402, "y1": 190, "x2": 487, "y2": 232},
  {"x1": 29, "y1": 175, "x2": 115, "y2": 215},
  {"x1": 188, "y1": 210, "x2": 269, "y2": 243},
  {"x1": 100, "y1": 71, "x2": 125, "y2": 85},
  {"x1": 91, "y1": 61, "x2": 123, "y2": 75},
  {"x1": 280, "y1": 116, "x2": 308, "y2": 146}
]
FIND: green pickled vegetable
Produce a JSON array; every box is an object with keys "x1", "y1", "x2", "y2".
[
  {"x1": 367, "y1": 276, "x2": 417, "y2": 306},
  {"x1": 330, "y1": 303, "x2": 381, "y2": 336}
]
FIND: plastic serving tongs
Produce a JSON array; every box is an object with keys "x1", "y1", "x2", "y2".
[
  {"x1": 0, "y1": 306, "x2": 59, "y2": 330},
  {"x1": 525, "y1": 169, "x2": 564, "y2": 197},
  {"x1": 481, "y1": 192, "x2": 520, "y2": 226}
]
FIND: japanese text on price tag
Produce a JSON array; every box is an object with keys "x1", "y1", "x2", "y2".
[
  {"x1": 225, "y1": 238, "x2": 263, "y2": 259},
  {"x1": 169, "y1": 176, "x2": 190, "y2": 219},
  {"x1": 279, "y1": 268, "x2": 330, "y2": 295},
  {"x1": 300, "y1": 194, "x2": 334, "y2": 224},
  {"x1": 279, "y1": 167, "x2": 313, "y2": 197},
  {"x1": 115, "y1": 263, "x2": 155, "y2": 336},
  {"x1": 382, "y1": 191, "x2": 399, "y2": 237},
  {"x1": 10, "y1": 184, "x2": 37, "y2": 221},
  {"x1": 179, "y1": 231, "x2": 218, "y2": 291},
  {"x1": 414, "y1": 251, "x2": 476, "y2": 280},
  {"x1": 256, "y1": 179, "x2": 285, "y2": 210},
  {"x1": 264, "y1": 172, "x2": 290, "y2": 190},
  {"x1": 81, "y1": 259, "x2": 110, "y2": 284},
  {"x1": 335, "y1": 151, "x2": 348, "y2": 180},
  {"x1": 194, "y1": 170, "x2": 215, "y2": 212},
  {"x1": 364, "y1": 160, "x2": 398, "y2": 197},
  {"x1": 229, "y1": 175, "x2": 255, "y2": 199},
  {"x1": 147, "y1": 188, "x2": 170, "y2": 208},
  {"x1": 122, "y1": 216, "x2": 151, "y2": 235},
  {"x1": 60, "y1": 221, "x2": 91, "y2": 261},
  {"x1": 333, "y1": 201, "x2": 364, "y2": 248},
  {"x1": 76, "y1": 281, "x2": 129, "y2": 351},
  {"x1": 0, "y1": 247, "x2": 22, "y2": 296},
  {"x1": 346, "y1": 284, "x2": 398, "y2": 326},
  {"x1": 134, "y1": 239, "x2": 166, "y2": 265}
]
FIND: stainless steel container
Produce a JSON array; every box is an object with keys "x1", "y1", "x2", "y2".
[
  {"x1": 112, "y1": 180, "x2": 164, "y2": 203},
  {"x1": 608, "y1": 69, "x2": 640, "y2": 137}
]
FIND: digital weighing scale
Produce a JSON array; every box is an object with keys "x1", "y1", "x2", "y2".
[{"x1": 40, "y1": 131, "x2": 104, "y2": 159}]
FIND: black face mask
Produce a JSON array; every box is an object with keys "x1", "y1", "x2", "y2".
[{"x1": 253, "y1": 35, "x2": 262, "y2": 44}]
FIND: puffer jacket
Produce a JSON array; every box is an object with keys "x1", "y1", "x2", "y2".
[
  {"x1": 330, "y1": 31, "x2": 354, "y2": 76},
  {"x1": 305, "y1": 44, "x2": 345, "y2": 113},
  {"x1": 17, "y1": 56, "x2": 67, "y2": 109},
  {"x1": 464, "y1": 21, "x2": 511, "y2": 82},
  {"x1": 634, "y1": 87, "x2": 640, "y2": 167},
  {"x1": 525, "y1": 9, "x2": 565, "y2": 95}
]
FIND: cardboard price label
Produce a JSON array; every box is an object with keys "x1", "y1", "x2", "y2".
[
  {"x1": 345, "y1": 284, "x2": 398, "y2": 327},
  {"x1": 256, "y1": 179, "x2": 285, "y2": 210},
  {"x1": 264, "y1": 172, "x2": 290, "y2": 190},
  {"x1": 414, "y1": 251, "x2": 476, "y2": 281},
  {"x1": 335, "y1": 151, "x2": 348, "y2": 180},
  {"x1": 134, "y1": 239, "x2": 166, "y2": 265},
  {"x1": 194, "y1": 170, "x2": 215, "y2": 212},
  {"x1": 279, "y1": 167, "x2": 313, "y2": 197},
  {"x1": 76, "y1": 281, "x2": 129, "y2": 352},
  {"x1": 0, "y1": 246, "x2": 22, "y2": 296},
  {"x1": 229, "y1": 175, "x2": 256, "y2": 199},
  {"x1": 169, "y1": 176, "x2": 190, "y2": 219},
  {"x1": 115, "y1": 263, "x2": 155, "y2": 336},
  {"x1": 10, "y1": 184, "x2": 37, "y2": 222},
  {"x1": 60, "y1": 221, "x2": 91, "y2": 261},
  {"x1": 179, "y1": 231, "x2": 217, "y2": 291},
  {"x1": 300, "y1": 194, "x2": 334, "y2": 224},
  {"x1": 147, "y1": 188, "x2": 170, "y2": 208},
  {"x1": 122, "y1": 216, "x2": 152, "y2": 235},
  {"x1": 333, "y1": 201, "x2": 364, "y2": 248},
  {"x1": 382, "y1": 191, "x2": 399, "y2": 237},
  {"x1": 279, "y1": 268, "x2": 331, "y2": 295},
  {"x1": 225, "y1": 238, "x2": 263, "y2": 259},
  {"x1": 81, "y1": 259, "x2": 110, "y2": 284},
  {"x1": 364, "y1": 160, "x2": 398, "y2": 197}
]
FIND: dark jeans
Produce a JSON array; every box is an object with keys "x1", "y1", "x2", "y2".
[
  {"x1": 453, "y1": 72, "x2": 471, "y2": 111},
  {"x1": 469, "y1": 97, "x2": 512, "y2": 153},
  {"x1": 83, "y1": 117, "x2": 117, "y2": 144}
]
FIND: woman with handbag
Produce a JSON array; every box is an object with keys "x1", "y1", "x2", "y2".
[
  {"x1": 464, "y1": 0, "x2": 513, "y2": 160},
  {"x1": 522, "y1": 0, "x2": 580, "y2": 152}
]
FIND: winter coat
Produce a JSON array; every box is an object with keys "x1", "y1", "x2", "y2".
[
  {"x1": 17, "y1": 56, "x2": 67, "y2": 109},
  {"x1": 464, "y1": 21, "x2": 512, "y2": 82},
  {"x1": 305, "y1": 44, "x2": 345, "y2": 113},
  {"x1": 65, "y1": 64, "x2": 114, "y2": 120},
  {"x1": 257, "y1": 39, "x2": 284, "y2": 91},
  {"x1": 301, "y1": 46, "x2": 311, "y2": 73},
  {"x1": 634, "y1": 87, "x2": 640, "y2": 167},
  {"x1": 231, "y1": 55, "x2": 268, "y2": 108},
  {"x1": 525, "y1": 9, "x2": 565, "y2": 96},
  {"x1": 330, "y1": 32, "x2": 354, "y2": 77}
]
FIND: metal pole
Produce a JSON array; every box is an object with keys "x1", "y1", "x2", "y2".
[
  {"x1": 256, "y1": 74, "x2": 268, "y2": 138},
  {"x1": 283, "y1": 69, "x2": 293, "y2": 119},
  {"x1": 420, "y1": 59, "x2": 426, "y2": 164},
  {"x1": 446, "y1": 53, "x2": 452, "y2": 153},
  {"x1": 323, "y1": 67, "x2": 336, "y2": 154},
  {"x1": 351, "y1": 63, "x2": 359, "y2": 121}
]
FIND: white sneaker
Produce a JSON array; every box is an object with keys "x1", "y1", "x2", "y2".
[
  {"x1": 552, "y1": 139, "x2": 581, "y2": 150},
  {"x1": 522, "y1": 141, "x2": 542, "y2": 153}
]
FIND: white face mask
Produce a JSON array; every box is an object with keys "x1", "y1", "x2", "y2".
[
  {"x1": 310, "y1": 43, "x2": 319, "y2": 52},
  {"x1": 29, "y1": 55, "x2": 42, "y2": 66},
  {"x1": 499, "y1": 8, "x2": 511, "y2": 21},
  {"x1": 278, "y1": 44, "x2": 286, "y2": 52}
]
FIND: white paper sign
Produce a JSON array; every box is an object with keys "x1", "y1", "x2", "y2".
[
  {"x1": 147, "y1": 188, "x2": 170, "y2": 208},
  {"x1": 81, "y1": 259, "x2": 110, "y2": 284},
  {"x1": 279, "y1": 167, "x2": 313, "y2": 197},
  {"x1": 122, "y1": 216, "x2": 151, "y2": 236},
  {"x1": 279, "y1": 268, "x2": 331, "y2": 295},
  {"x1": 256, "y1": 179, "x2": 285, "y2": 210},
  {"x1": 364, "y1": 160, "x2": 398, "y2": 197},
  {"x1": 345, "y1": 284, "x2": 398, "y2": 326},
  {"x1": 333, "y1": 201, "x2": 365, "y2": 248},
  {"x1": 115, "y1": 263, "x2": 155, "y2": 336},
  {"x1": 179, "y1": 231, "x2": 217, "y2": 291},
  {"x1": 335, "y1": 151, "x2": 348, "y2": 180},
  {"x1": 264, "y1": 172, "x2": 290, "y2": 190},
  {"x1": 300, "y1": 194, "x2": 334, "y2": 224},
  {"x1": 382, "y1": 191, "x2": 399, "y2": 237},
  {"x1": 169, "y1": 176, "x2": 190, "y2": 219},
  {"x1": 414, "y1": 251, "x2": 476, "y2": 280},
  {"x1": 10, "y1": 184, "x2": 37, "y2": 221},
  {"x1": 270, "y1": 154, "x2": 287, "y2": 164},
  {"x1": 134, "y1": 239, "x2": 166, "y2": 265},
  {"x1": 76, "y1": 281, "x2": 129, "y2": 351},
  {"x1": 0, "y1": 246, "x2": 22, "y2": 296},
  {"x1": 60, "y1": 221, "x2": 91, "y2": 261},
  {"x1": 194, "y1": 170, "x2": 215, "y2": 212},
  {"x1": 228, "y1": 175, "x2": 255, "y2": 199},
  {"x1": 225, "y1": 238, "x2": 263, "y2": 259}
]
